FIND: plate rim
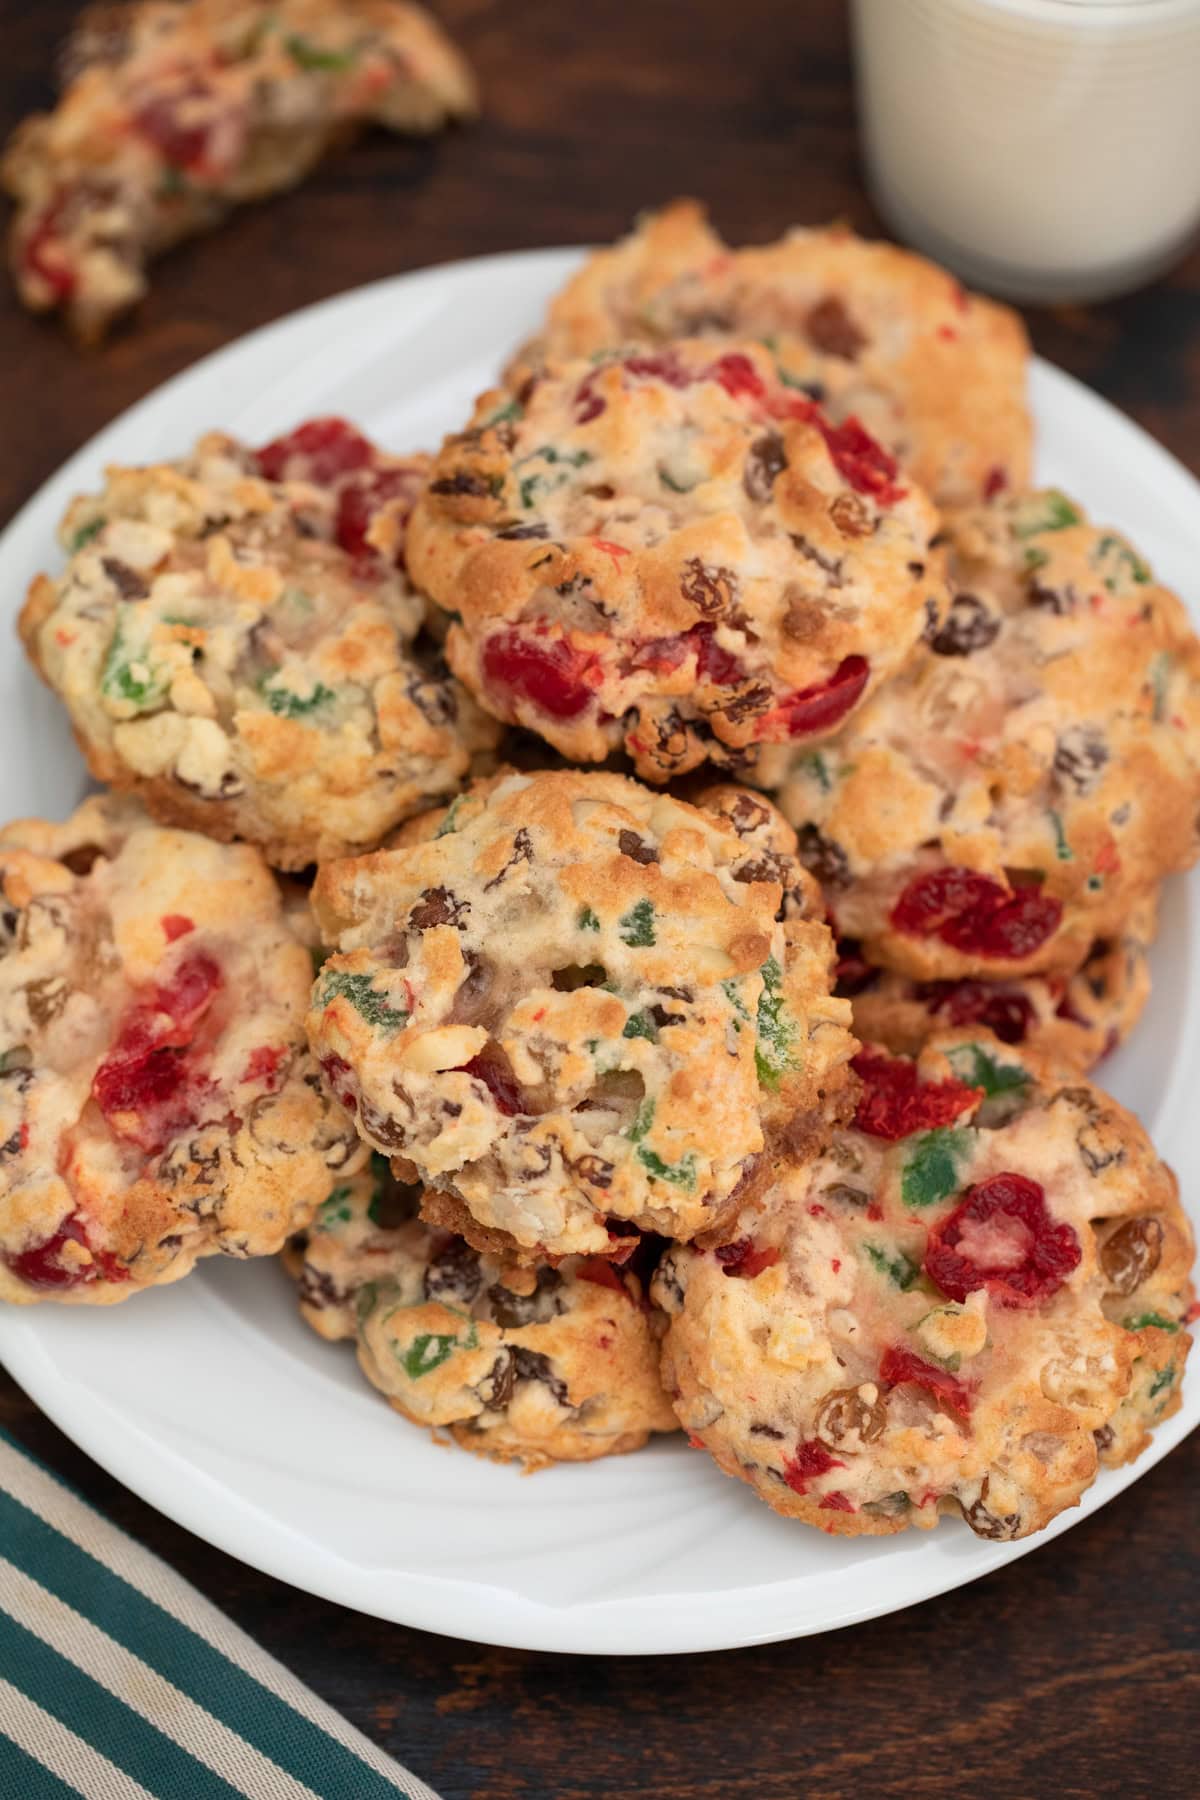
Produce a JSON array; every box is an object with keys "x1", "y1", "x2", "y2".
[{"x1": 0, "y1": 246, "x2": 1197, "y2": 1656}]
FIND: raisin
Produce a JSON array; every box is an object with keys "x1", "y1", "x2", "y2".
[
  {"x1": 679, "y1": 557, "x2": 737, "y2": 618},
  {"x1": 743, "y1": 432, "x2": 788, "y2": 502},
  {"x1": 852, "y1": 1047, "x2": 981, "y2": 1141},
  {"x1": 805, "y1": 295, "x2": 867, "y2": 359},
  {"x1": 796, "y1": 824, "x2": 851, "y2": 890},
  {"x1": 829, "y1": 492, "x2": 871, "y2": 537},
  {"x1": 456, "y1": 1048, "x2": 524, "y2": 1116},
  {"x1": 964, "y1": 1486, "x2": 1022, "y2": 1541},
  {"x1": 408, "y1": 887, "x2": 468, "y2": 931},
  {"x1": 814, "y1": 1385, "x2": 887, "y2": 1448},
  {"x1": 924, "y1": 1172, "x2": 1081, "y2": 1306},
  {"x1": 1053, "y1": 727, "x2": 1109, "y2": 795},
  {"x1": 1100, "y1": 1216, "x2": 1163, "y2": 1294},
  {"x1": 617, "y1": 830, "x2": 658, "y2": 865},
  {"x1": 424, "y1": 1238, "x2": 483, "y2": 1305},
  {"x1": 929, "y1": 594, "x2": 999, "y2": 656},
  {"x1": 510, "y1": 1347, "x2": 571, "y2": 1407},
  {"x1": 428, "y1": 471, "x2": 493, "y2": 498},
  {"x1": 714, "y1": 1238, "x2": 779, "y2": 1279},
  {"x1": 101, "y1": 557, "x2": 149, "y2": 600},
  {"x1": 479, "y1": 1352, "x2": 515, "y2": 1409}
]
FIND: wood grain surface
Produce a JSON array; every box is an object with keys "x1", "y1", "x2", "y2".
[{"x1": 2, "y1": 3, "x2": 1198, "y2": 1795}]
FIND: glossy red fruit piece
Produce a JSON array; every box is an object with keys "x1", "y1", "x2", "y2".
[
  {"x1": 813, "y1": 415, "x2": 905, "y2": 505},
  {"x1": 623, "y1": 351, "x2": 692, "y2": 388},
  {"x1": 783, "y1": 1438, "x2": 847, "y2": 1495},
  {"x1": 160, "y1": 914, "x2": 194, "y2": 943},
  {"x1": 482, "y1": 629, "x2": 598, "y2": 719},
  {"x1": 4, "y1": 1212, "x2": 129, "y2": 1291},
  {"x1": 891, "y1": 867, "x2": 1063, "y2": 961},
  {"x1": 628, "y1": 624, "x2": 743, "y2": 686},
  {"x1": 335, "y1": 466, "x2": 423, "y2": 563},
  {"x1": 320, "y1": 1053, "x2": 358, "y2": 1112},
  {"x1": 23, "y1": 200, "x2": 77, "y2": 300},
  {"x1": 818, "y1": 1491, "x2": 856, "y2": 1512},
  {"x1": 763, "y1": 655, "x2": 870, "y2": 740},
  {"x1": 456, "y1": 1053, "x2": 524, "y2": 1117},
  {"x1": 133, "y1": 89, "x2": 216, "y2": 169},
  {"x1": 924, "y1": 1172, "x2": 1081, "y2": 1307},
  {"x1": 708, "y1": 352, "x2": 768, "y2": 403},
  {"x1": 833, "y1": 940, "x2": 879, "y2": 998},
  {"x1": 714, "y1": 1237, "x2": 780, "y2": 1279},
  {"x1": 914, "y1": 979, "x2": 1035, "y2": 1046},
  {"x1": 93, "y1": 950, "x2": 222, "y2": 1151},
  {"x1": 255, "y1": 417, "x2": 375, "y2": 487},
  {"x1": 880, "y1": 1345, "x2": 974, "y2": 1418},
  {"x1": 851, "y1": 1047, "x2": 982, "y2": 1142}
]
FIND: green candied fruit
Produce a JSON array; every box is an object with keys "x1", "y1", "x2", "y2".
[
  {"x1": 261, "y1": 676, "x2": 336, "y2": 718},
  {"x1": 482, "y1": 398, "x2": 523, "y2": 431},
  {"x1": 1048, "y1": 809, "x2": 1074, "y2": 862},
  {"x1": 435, "y1": 794, "x2": 468, "y2": 838},
  {"x1": 618, "y1": 899, "x2": 656, "y2": 947},
  {"x1": 863, "y1": 1243, "x2": 920, "y2": 1291},
  {"x1": 68, "y1": 516, "x2": 105, "y2": 553},
  {"x1": 1012, "y1": 490, "x2": 1082, "y2": 539},
  {"x1": 516, "y1": 445, "x2": 593, "y2": 509},
  {"x1": 754, "y1": 956, "x2": 798, "y2": 1089},
  {"x1": 284, "y1": 33, "x2": 358, "y2": 71},
  {"x1": 721, "y1": 977, "x2": 752, "y2": 1026},
  {"x1": 318, "y1": 1184, "x2": 355, "y2": 1227},
  {"x1": 1124, "y1": 1311, "x2": 1180, "y2": 1334},
  {"x1": 901, "y1": 1128, "x2": 971, "y2": 1210},
  {"x1": 318, "y1": 970, "x2": 407, "y2": 1033},
  {"x1": 626, "y1": 1098, "x2": 697, "y2": 1189},
  {"x1": 800, "y1": 750, "x2": 832, "y2": 793},
  {"x1": 1149, "y1": 651, "x2": 1172, "y2": 723},
  {"x1": 1149, "y1": 1363, "x2": 1177, "y2": 1399},
  {"x1": 944, "y1": 1041, "x2": 1028, "y2": 1101},
  {"x1": 1092, "y1": 533, "x2": 1151, "y2": 593},
  {"x1": 622, "y1": 1010, "x2": 658, "y2": 1042},
  {"x1": 657, "y1": 467, "x2": 695, "y2": 494},
  {"x1": 399, "y1": 1317, "x2": 479, "y2": 1380},
  {"x1": 100, "y1": 616, "x2": 169, "y2": 712},
  {"x1": 577, "y1": 905, "x2": 601, "y2": 933}
]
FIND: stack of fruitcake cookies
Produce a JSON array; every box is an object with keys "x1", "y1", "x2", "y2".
[{"x1": 5, "y1": 199, "x2": 1197, "y2": 1546}]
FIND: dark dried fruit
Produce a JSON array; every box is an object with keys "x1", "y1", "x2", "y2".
[
  {"x1": 796, "y1": 824, "x2": 851, "y2": 890},
  {"x1": 424, "y1": 1238, "x2": 483, "y2": 1305},
  {"x1": 1053, "y1": 727, "x2": 1109, "y2": 795},
  {"x1": 814, "y1": 1385, "x2": 887, "y2": 1448},
  {"x1": 679, "y1": 556, "x2": 737, "y2": 617},
  {"x1": 805, "y1": 295, "x2": 867, "y2": 359},
  {"x1": 1099, "y1": 1216, "x2": 1163, "y2": 1295},
  {"x1": 617, "y1": 830, "x2": 658, "y2": 865},
  {"x1": 408, "y1": 887, "x2": 468, "y2": 931},
  {"x1": 743, "y1": 432, "x2": 788, "y2": 502},
  {"x1": 928, "y1": 593, "x2": 999, "y2": 656}
]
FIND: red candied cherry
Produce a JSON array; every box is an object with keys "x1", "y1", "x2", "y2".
[
  {"x1": 924, "y1": 1172, "x2": 1081, "y2": 1307},
  {"x1": 760, "y1": 656, "x2": 870, "y2": 741},
  {"x1": 891, "y1": 867, "x2": 1063, "y2": 960},
  {"x1": 714, "y1": 1237, "x2": 780, "y2": 1279},
  {"x1": 335, "y1": 466, "x2": 421, "y2": 563},
  {"x1": 783, "y1": 1438, "x2": 846, "y2": 1495},
  {"x1": 454, "y1": 1051, "x2": 524, "y2": 1117},
  {"x1": 628, "y1": 623, "x2": 742, "y2": 686},
  {"x1": 851, "y1": 1047, "x2": 982, "y2": 1142},
  {"x1": 576, "y1": 1257, "x2": 630, "y2": 1293},
  {"x1": 22, "y1": 198, "x2": 77, "y2": 301},
  {"x1": 93, "y1": 950, "x2": 222, "y2": 1151},
  {"x1": 813, "y1": 416, "x2": 905, "y2": 506},
  {"x1": 879, "y1": 1345, "x2": 974, "y2": 1419},
  {"x1": 482, "y1": 629, "x2": 599, "y2": 719},
  {"x1": 623, "y1": 351, "x2": 692, "y2": 388},
  {"x1": 132, "y1": 88, "x2": 218, "y2": 170},
  {"x1": 914, "y1": 979, "x2": 1035, "y2": 1046},
  {"x1": 708, "y1": 351, "x2": 769, "y2": 403},
  {"x1": 4, "y1": 1212, "x2": 129, "y2": 1291},
  {"x1": 255, "y1": 417, "x2": 375, "y2": 486}
]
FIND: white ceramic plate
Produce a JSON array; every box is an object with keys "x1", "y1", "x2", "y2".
[{"x1": 0, "y1": 250, "x2": 1197, "y2": 1656}]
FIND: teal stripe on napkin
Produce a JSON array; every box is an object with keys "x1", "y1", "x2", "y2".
[{"x1": 0, "y1": 1429, "x2": 442, "y2": 1800}]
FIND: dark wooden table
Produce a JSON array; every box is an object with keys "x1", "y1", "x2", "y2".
[{"x1": 3, "y1": 4, "x2": 1199, "y2": 1795}]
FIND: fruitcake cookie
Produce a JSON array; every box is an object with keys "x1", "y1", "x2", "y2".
[
  {"x1": 513, "y1": 199, "x2": 1031, "y2": 507},
  {"x1": 20, "y1": 420, "x2": 499, "y2": 869},
  {"x1": 775, "y1": 491, "x2": 1200, "y2": 980},
  {"x1": 309, "y1": 769, "x2": 856, "y2": 1260},
  {"x1": 286, "y1": 1156, "x2": 676, "y2": 1465},
  {"x1": 838, "y1": 897, "x2": 1156, "y2": 1075},
  {"x1": 408, "y1": 337, "x2": 946, "y2": 783},
  {"x1": 3, "y1": 0, "x2": 476, "y2": 340},
  {"x1": 654, "y1": 1031, "x2": 1194, "y2": 1538},
  {"x1": 0, "y1": 794, "x2": 363, "y2": 1306}
]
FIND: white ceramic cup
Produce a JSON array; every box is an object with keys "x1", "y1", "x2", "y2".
[{"x1": 852, "y1": 0, "x2": 1200, "y2": 302}]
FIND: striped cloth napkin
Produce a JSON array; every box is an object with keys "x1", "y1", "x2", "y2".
[{"x1": 0, "y1": 1428, "x2": 443, "y2": 1800}]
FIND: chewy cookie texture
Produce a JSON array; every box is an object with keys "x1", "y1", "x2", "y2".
[
  {"x1": 655, "y1": 1034, "x2": 1194, "y2": 1538},
  {"x1": 0, "y1": 795, "x2": 363, "y2": 1305},
  {"x1": 20, "y1": 418, "x2": 499, "y2": 870},
  {"x1": 309, "y1": 768, "x2": 856, "y2": 1260},
  {"x1": 2, "y1": 0, "x2": 477, "y2": 340},
  {"x1": 287, "y1": 1156, "x2": 676, "y2": 1467}
]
